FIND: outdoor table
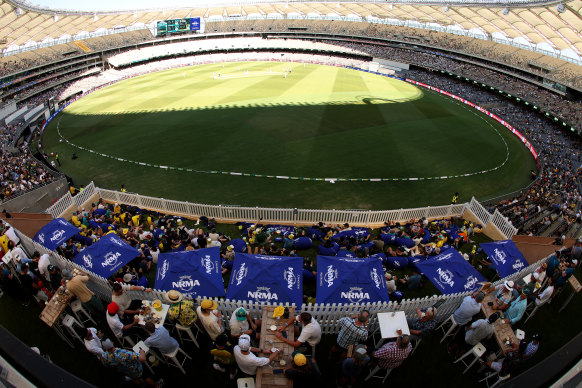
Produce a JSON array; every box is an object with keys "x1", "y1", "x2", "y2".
[
  {"x1": 256, "y1": 306, "x2": 295, "y2": 388},
  {"x1": 39, "y1": 285, "x2": 75, "y2": 348},
  {"x1": 138, "y1": 300, "x2": 170, "y2": 329},
  {"x1": 480, "y1": 293, "x2": 519, "y2": 355},
  {"x1": 559, "y1": 275, "x2": 582, "y2": 313},
  {"x1": 374, "y1": 311, "x2": 410, "y2": 348}
]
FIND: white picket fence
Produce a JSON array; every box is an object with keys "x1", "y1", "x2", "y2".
[
  {"x1": 46, "y1": 182, "x2": 516, "y2": 239},
  {"x1": 13, "y1": 221, "x2": 545, "y2": 334}
]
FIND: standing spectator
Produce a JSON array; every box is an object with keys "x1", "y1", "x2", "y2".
[
  {"x1": 534, "y1": 278, "x2": 554, "y2": 306},
  {"x1": 284, "y1": 352, "x2": 321, "y2": 387},
  {"x1": 111, "y1": 282, "x2": 151, "y2": 322},
  {"x1": 62, "y1": 269, "x2": 104, "y2": 316},
  {"x1": 196, "y1": 299, "x2": 224, "y2": 341},
  {"x1": 453, "y1": 292, "x2": 485, "y2": 326},
  {"x1": 373, "y1": 331, "x2": 412, "y2": 369},
  {"x1": 335, "y1": 310, "x2": 369, "y2": 351},
  {"x1": 84, "y1": 327, "x2": 111, "y2": 358}
]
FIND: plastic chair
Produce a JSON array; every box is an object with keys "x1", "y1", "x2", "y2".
[
  {"x1": 364, "y1": 366, "x2": 392, "y2": 383},
  {"x1": 236, "y1": 377, "x2": 255, "y2": 388},
  {"x1": 478, "y1": 371, "x2": 511, "y2": 388},
  {"x1": 437, "y1": 314, "x2": 459, "y2": 343},
  {"x1": 70, "y1": 299, "x2": 97, "y2": 326},
  {"x1": 61, "y1": 314, "x2": 84, "y2": 344},
  {"x1": 515, "y1": 329, "x2": 525, "y2": 340},
  {"x1": 175, "y1": 323, "x2": 200, "y2": 348},
  {"x1": 524, "y1": 304, "x2": 540, "y2": 323},
  {"x1": 454, "y1": 342, "x2": 486, "y2": 374},
  {"x1": 162, "y1": 346, "x2": 191, "y2": 374}
]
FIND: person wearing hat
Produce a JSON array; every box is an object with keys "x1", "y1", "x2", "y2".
[
  {"x1": 488, "y1": 280, "x2": 515, "y2": 311},
  {"x1": 166, "y1": 290, "x2": 197, "y2": 327},
  {"x1": 233, "y1": 334, "x2": 279, "y2": 376},
  {"x1": 229, "y1": 307, "x2": 261, "y2": 342},
  {"x1": 340, "y1": 344, "x2": 370, "y2": 386},
  {"x1": 465, "y1": 312, "x2": 501, "y2": 346},
  {"x1": 101, "y1": 341, "x2": 163, "y2": 388},
  {"x1": 196, "y1": 299, "x2": 224, "y2": 341},
  {"x1": 221, "y1": 245, "x2": 235, "y2": 274},
  {"x1": 373, "y1": 330, "x2": 412, "y2": 370},
  {"x1": 284, "y1": 352, "x2": 321, "y2": 387},
  {"x1": 385, "y1": 273, "x2": 398, "y2": 294},
  {"x1": 106, "y1": 302, "x2": 141, "y2": 340},
  {"x1": 283, "y1": 234, "x2": 294, "y2": 251}
]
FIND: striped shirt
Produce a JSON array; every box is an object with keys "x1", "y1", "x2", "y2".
[
  {"x1": 336, "y1": 317, "x2": 368, "y2": 349},
  {"x1": 373, "y1": 341, "x2": 412, "y2": 369}
]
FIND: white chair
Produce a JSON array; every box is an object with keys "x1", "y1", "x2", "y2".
[
  {"x1": 236, "y1": 377, "x2": 255, "y2": 388},
  {"x1": 162, "y1": 346, "x2": 191, "y2": 374},
  {"x1": 70, "y1": 299, "x2": 97, "y2": 326},
  {"x1": 114, "y1": 333, "x2": 136, "y2": 349},
  {"x1": 437, "y1": 314, "x2": 459, "y2": 343},
  {"x1": 478, "y1": 371, "x2": 511, "y2": 388},
  {"x1": 364, "y1": 366, "x2": 392, "y2": 383},
  {"x1": 175, "y1": 323, "x2": 200, "y2": 349},
  {"x1": 515, "y1": 329, "x2": 525, "y2": 341},
  {"x1": 133, "y1": 341, "x2": 163, "y2": 375},
  {"x1": 454, "y1": 342, "x2": 486, "y2": 374},
  {"x1": 61, "y1": 314, "x2": 84, "y2": 344}
]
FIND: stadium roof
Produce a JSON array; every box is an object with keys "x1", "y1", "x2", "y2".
[{"x1": 1, "y1": 0, "x2": 581, "y2": 61}]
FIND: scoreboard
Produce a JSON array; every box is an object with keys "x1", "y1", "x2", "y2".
[{"x1": 157, "y1": 17, "x2": 201, "y2": 35}]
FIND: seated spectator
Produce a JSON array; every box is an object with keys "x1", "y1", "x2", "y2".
[
  {"x1": 229, "y1": 307, "x2": 261, "y2": 341},
  {"x1": 233, "y1": 334, "x2": 279, "y2": 376},
  {"x1": 503, "y1": 292, "x2": 528, "y2": 325},
  {"x1": 340, "y1": 344, "x2": 370, "y2": 386},
  {"x1": 488, "y1": 281, "x2": 515, "y2": 311},
  {"x1": 143, "y1": 322, "x2": 179, "y2": 355},
  {"x1": 399, "y1": 269, "x2": 423, "y2": 290},
  {"x1": 408, "y1": 307, "x2": 438, "y2": 341},
  {"x1": 519, "y1": 333, "x2": 541, "y2": 360},
  {"x1": 62, "y1": 269, "x2": 104, "y2": 316},
  {"x1": 196, "y1": 299, "x2": 224, "y2": 341},
  {"x1": 84, "y1": 327, "x2": 113, "y2": 359},
  {"x1": 275, "y1": 312, "x2": 321, "y2": 352},
  {"x1": 465, "y1": 312, "x2": 501, "y2": 346},
  {"x1": 453, "y1": 292, "x2": 485, "y2": 326},
  {"x1": 106, "y1": 302, "x2": 142, "y2": 340},
  {"x1": 373, "y1": 331, "x2": 412, "y2": 369},
  {"x1": 166, "y1": 290, "x2": 197, "y2": 327},
  {"x1": 284, "y1": 352, "x2": 321, "y2": 387},
  {"x1": 210, "y1": 333, "x2": 236, "y2": 379},
  {"x1": 101, "y1": 341, "x2": 162, "y2": 387},
  {"x1": 534, "y1": 278, "x2": 554, "y2": 306}
]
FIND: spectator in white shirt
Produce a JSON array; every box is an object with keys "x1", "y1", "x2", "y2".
[
  {"x1": 233, "y1": 334, "x2": 279, "y2": 376},
  {"x1": 196, "y1": 299, "x2": 224, "y2": 341},
  {"x1": 275, "y1": 312, "x2": 322, "y2": 351},
  {"x1": 535, "y1": 278, "x2": 554, "y2": 306}
]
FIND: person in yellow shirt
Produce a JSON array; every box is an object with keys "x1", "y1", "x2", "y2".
[
  {"x1": 131, "y1": 214, "x2": 140, "y2": 227},
  {"x1": 146, "y1": 216, "x2": 154, "y2": 226},
  {"x1": 0, "y1": 233, "x2": 9, "y2": 253},
  {"x1": 113, "y1": 203, "x2": 121, "y2": 215},
  {"x1": 71, "y1": 212, "x2": 81, "y2": 227},
  {"x1": 120, "y1": 213, "x2": 127, "y2": 224},
  {"x1": 69, "y1": 186, "x2": 76, "y2": 196}
]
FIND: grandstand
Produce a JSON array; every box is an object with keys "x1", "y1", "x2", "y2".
[{"x1": 0, "y1": 0, "x2": 581, "y2": 387}]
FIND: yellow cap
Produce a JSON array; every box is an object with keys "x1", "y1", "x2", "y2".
[{"x1": 294, "y1": 353, "x2": 307, "y2": 366}]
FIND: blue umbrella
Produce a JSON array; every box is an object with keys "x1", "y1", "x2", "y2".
[
  {"x1": 33, "y1": 218, "x2": 78, "y2": 250},
  {"x1": 73, "y1": 234, "x2": 140, "y2": 278},
  {"x1": 316, "y1": 255, "x2": 389, "y2": 304},
  {"x1": 227, "y1": 253, "x2": 303, "y2": 306},
  {"x1": 480, "y1": 240, "x2": 528, "y2": 278},
  {"x1": 155, "y1": 247, "x2": 225, "y2": 298},
  {"x1": 415, "y1": 248, "x2": 486, "y2": 295}
]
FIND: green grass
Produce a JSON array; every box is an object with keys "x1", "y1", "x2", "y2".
[{"x1": 42, "y1": 62, "x2": 536, "y2": 209}]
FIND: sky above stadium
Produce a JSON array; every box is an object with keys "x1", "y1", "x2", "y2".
[{"x1": 27, "y1": 0, "x2": 201, "y2": 11}]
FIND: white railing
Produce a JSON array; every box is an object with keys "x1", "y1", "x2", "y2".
[
  {"x1": 46, "y1": 191, "x2": 74, "y2": 218},
  {"x1": 491, "y1": 209, "x2": 519, "y2": 239},
  {"x1": 12, "y1": 219, "x2": 550, "y2": 332},
  {"x1": 72, "y1": 181, "x2": 97, "y2": 208},
  {"x1": 95, "y1": 186, "x2": 469, "y2": 227}
]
